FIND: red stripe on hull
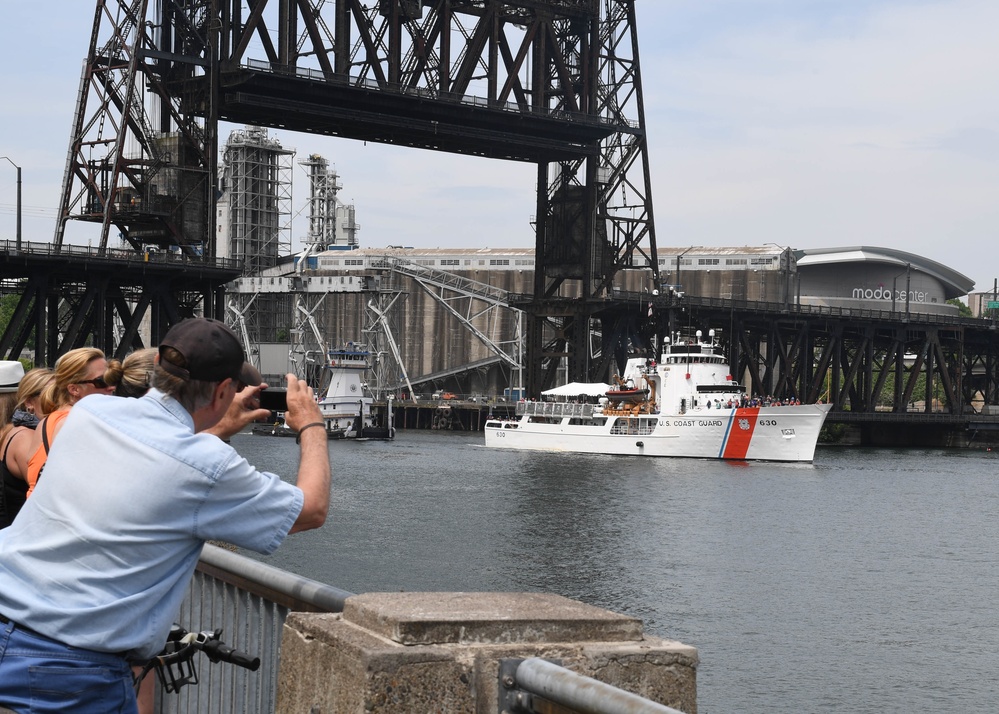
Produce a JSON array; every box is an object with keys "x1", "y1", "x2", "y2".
[{"x1": 723, "y1": 408, "x2": 760, "y2": 459}]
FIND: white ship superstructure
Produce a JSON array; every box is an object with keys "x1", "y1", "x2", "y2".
[
  {"x1": 485, "y1": 331, "x2": 830, "y2": 462},
  {"x1": 318, "y1": 343, "x2": 394, "y2": 439}
]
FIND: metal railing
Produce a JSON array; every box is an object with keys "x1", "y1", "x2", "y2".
[
  {"x1": 517, "y1": 401, "x2": 595, "y2": 419},
  {"x1": 500, "y1": 658, "x2": 687, "y2": 714},
  {"x1": 0, "y1": 239, "x2": 242, "y2": 272},
  {"x1": 159, "y1": 544, "x2": 353, "y2": 714},
  {"x1": 165, "y1": 548, "x2": 688, "y2": 713},
  {"x1": 507, "y1": 290, "x2": 987, "y2": 329}
]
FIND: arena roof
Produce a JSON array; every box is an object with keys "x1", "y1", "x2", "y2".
[{"x1": 796, "y1": 246, "x2": 974, "y2": 297}]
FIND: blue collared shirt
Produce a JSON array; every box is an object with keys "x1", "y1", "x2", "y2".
[{"x1": 0, "y1": 389, "x2": 304, "y2": 659}]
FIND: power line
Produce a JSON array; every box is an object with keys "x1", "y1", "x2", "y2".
[{"x1": 0, "y1": 203, "x2": 57, "y2": 219}]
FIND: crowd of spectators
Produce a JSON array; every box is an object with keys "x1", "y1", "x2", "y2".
[{"x1": 702, "y1": 395, "x2": 803, "y2": 409}]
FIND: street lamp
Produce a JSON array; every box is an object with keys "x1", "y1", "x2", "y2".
[
  {"x1": 675, "y1": 246, "x2": 694, "y2": 294},
  {"x1": 0, "y1": 156, "x2": 21, "y2": 251}
]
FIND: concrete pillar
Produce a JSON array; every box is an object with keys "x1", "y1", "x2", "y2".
[{"x1": 277, "y1": 591, "x2": 698, "y2": 713}]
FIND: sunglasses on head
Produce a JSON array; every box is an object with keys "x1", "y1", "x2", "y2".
[{"x1": 77, "y1": 377, "x2": 110, "y2": 389}]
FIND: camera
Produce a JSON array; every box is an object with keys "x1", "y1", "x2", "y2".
[{"x1": 258, "y1": 388, "x2": 288, "y2": 412}]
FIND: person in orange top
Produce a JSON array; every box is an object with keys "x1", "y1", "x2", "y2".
[
  {"x1": 0, "y1": 367, "x2": 54, "y2": 528},
  {"x1": 25, "y1": 348, "x2": 116, "y2": 496}
]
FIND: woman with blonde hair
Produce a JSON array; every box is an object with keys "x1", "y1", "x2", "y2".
[
  {"x1": 10, "y1": 367, "x2": 53, "y2": 428},
  {"x1": 105, "y1": 348, "x2": 157, "y2": 399},
  {"x1": 25, "y1": 347, "x2": 115, "y2": 497},
  {"x1": 0, "y1": 367, "x2": 53, "y2": 528}
]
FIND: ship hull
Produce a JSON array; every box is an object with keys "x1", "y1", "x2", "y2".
[
  {"x1": 484, "y1": 404, "x2": 831, "y2": 462},
  {"x1": 319, "y1": 407, "x2": 394, "y2": 440}
]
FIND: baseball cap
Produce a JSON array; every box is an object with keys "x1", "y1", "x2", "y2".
[{"x1": 158, "y1": 318, "x2": 262, "y2": 387}]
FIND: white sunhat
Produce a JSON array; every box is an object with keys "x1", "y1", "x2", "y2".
[{"x1": 0, "y1": 361, "x2": 25, "y2": 394}]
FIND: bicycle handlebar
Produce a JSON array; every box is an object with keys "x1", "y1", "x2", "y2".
[
  {"x1": 200, "y1": 634, "x2": 260, "y2": 671},
  {"x1": 136, "y1": 625, "x2": 260, "y2": 694}
]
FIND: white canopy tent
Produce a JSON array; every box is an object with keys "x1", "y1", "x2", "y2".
[{"x1": 541, "y1": 382, "x2": 611, "y2": 398}]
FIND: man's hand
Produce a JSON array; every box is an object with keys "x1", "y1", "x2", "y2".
[
  {"x1": 282, "y1": 374, "x2": 324, "y2": 432},
  {"x1": 204, "y1": 383, "x2": 273, "y2": 440},
  {"x1": 283, "y1": 374, "x2": 330, "y2": 533}
]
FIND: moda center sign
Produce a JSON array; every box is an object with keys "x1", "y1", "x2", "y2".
[{"x1": 852, "y1": 285, "x2": 927, "y2": 303}]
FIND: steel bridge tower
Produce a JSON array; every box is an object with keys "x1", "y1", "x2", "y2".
[{"x1": 51, "y1": 0, "x2": 656, "y2": 384}]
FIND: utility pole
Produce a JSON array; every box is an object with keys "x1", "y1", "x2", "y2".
[
  {"x1": 675, "y1": 246, "x2": 693, "y2": 294},
  {"x1": 0, "y1": 157, "x2": 21, "y2": 251},
  {"x1": 905, "y1": 262, "x2": 911, "y2": 320}
]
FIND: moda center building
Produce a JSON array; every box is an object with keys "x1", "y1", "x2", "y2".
[
  {"x1": 650, "y1": 245, "x2": 973, "y2": 316},
  {"x1": 793, "y1": 246, "x2": 973, "y2": 315}
]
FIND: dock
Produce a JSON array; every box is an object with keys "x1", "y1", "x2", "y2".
[{"x1": 391, "y1": 399, "x2": 516, "y2": 431}]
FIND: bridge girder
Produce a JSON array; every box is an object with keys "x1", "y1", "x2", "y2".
[
  {"x1": 0, "y1": 247, "x2": 235, "y2": 364},
  {"x1": 656, "y1": 297, "x2": 978, "y2": 417}
]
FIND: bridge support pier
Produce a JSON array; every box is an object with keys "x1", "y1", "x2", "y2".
[{"x1": 276, "y1": 591, "x2": 697, "y2": 713}]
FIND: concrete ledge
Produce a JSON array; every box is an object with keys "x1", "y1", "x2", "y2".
[
  {"x1": 277, "y1": 592, "x2": 697, "y2": 713},
  {"x1": 344, "y1": 591, "x2": 645, "y2": 645}
]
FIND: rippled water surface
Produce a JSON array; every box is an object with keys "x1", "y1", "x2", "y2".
[{"x1": 231, "y1": 430, "x2": 999, "y2": 713}]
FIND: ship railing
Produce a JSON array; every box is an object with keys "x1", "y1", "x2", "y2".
[
  {"x1": 163, "y1": 544, "x2": 353, "y2": 714},
  {"x1": 517, "y1": 401, "x2": 595, "y2": 419}
]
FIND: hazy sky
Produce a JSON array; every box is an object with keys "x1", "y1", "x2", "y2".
[{"x1": 0, "y1": 1, "x2": 996, "y2": 291}]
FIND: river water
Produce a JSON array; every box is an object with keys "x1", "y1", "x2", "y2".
[{"x1": 230, "y1": 430, "x2": 999, "y2": 713}]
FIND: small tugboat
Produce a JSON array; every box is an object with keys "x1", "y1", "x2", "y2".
[
  {"x1": 317, "y1": 343, "x2": 394, "y2": 440},
  {"x1": 484, "y1": 330, "x2": 830, "y2": 462},
  {"x1": 253, "y1": 342, "x2": 395, "y2": 440}
]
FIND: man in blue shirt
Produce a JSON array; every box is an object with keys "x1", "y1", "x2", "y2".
[{"x1": 0, "y1": 318, "x2": 331, "y2": 713}]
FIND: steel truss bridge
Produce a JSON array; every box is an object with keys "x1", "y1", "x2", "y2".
[
  {"x1": 603, "y1": 291, "x2": 999, "y2": 443},
  {"x1": 8, "y1": 0, "x2": 998, "y2": 428},
  {"x1": 505, "y1": 288, "x2": 999, "y2": 420},
  {"x1": 41, "y1": 0, "x2": 656, "y2": 371}
]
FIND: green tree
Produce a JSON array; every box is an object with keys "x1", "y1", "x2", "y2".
[
  {"x1": 0, "y1": 292, "x2": 35, "y2": 368},
  {"x1": 0, "y1": 293, "x2": 18, "y2": 332},
  {"x1": 948, "y1": 298, "x2": 972, "y2": 317}
]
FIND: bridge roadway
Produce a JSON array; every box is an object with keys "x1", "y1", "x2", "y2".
[
  {"x1": 672, "y1": 293, "x2": 999, "y2": 447},
  {"x1": 0, "y1": 240, "x2": 240, "y2": 364}
]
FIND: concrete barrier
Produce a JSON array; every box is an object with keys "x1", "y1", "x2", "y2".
[{"x1": 277, "y1": 591, "x2": 698, "y2": 713}]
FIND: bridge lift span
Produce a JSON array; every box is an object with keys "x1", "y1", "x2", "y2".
[{"x1": 54, "y1": 0, "x2": 656, "y2": 388}]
